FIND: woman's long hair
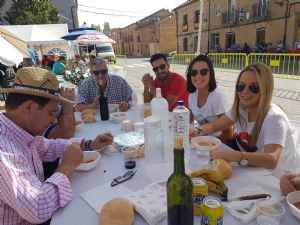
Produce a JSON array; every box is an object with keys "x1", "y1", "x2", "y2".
[{"x1": 232, "y1": 63, "x2": 274, "y2": 144}]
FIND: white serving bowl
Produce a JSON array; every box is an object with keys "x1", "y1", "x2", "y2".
[
  {"x1": 110, "y1": 112, "x2": 127, "y2": 123},
  {"x1": 286, "y1": 191, "x2": 300, "y2": 220},
  {"x1": 75, "y1": 151, "x2": 101, "y2": 172},
  {"x1": 191, "y1": 136, "x2": 221, "y2": 155},
  {"x1": 108, "y1": 104, "x2": 119, "y2": 113}
]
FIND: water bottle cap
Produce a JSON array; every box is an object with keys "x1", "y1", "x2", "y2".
[
  {"x1": 177, "y1": 100, "x2": 184, "y2": 106},
  {"x1": 155, "y1": 88, "x2": 162, "y2": 98}
]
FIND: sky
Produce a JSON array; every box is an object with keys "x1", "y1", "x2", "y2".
[{"x1": 77, "y1": 0, "x2": 186, "y2": 29}]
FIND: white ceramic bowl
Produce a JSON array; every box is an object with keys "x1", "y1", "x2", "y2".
[
  {"x1": 191, "y1": 136, "x2": 221, "y2": 155},
  {"x1": 286, "y1": 191, "x2": 300, "y2": 220},
  {"x1": 110, "y1": 112, "x2": 127, "y2": 123},
  {"x1": 108, "y1": 104, "x2": 119, "y2": 113},
  {"x1": 75, "y1": 151, "x2": 101, "y2": 172}
]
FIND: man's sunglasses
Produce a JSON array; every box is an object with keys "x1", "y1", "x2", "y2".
[
  {"x1": 236, "y1": 83, "x2": 260, "y2": 94},
  {"x1": 190, "y1": 69, "x2": 209, "y2": 77},
  {"x1": 93, "y1": 69, "x2": 108, "y2": 76},
  {"x1": 152, "y1": 64, "x2": 166, "y2": 73}
]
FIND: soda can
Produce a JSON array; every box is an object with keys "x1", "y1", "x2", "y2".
[
  {"x1": 200, "y1": 198, "x2": 224, "y2": 225},
  {"x1": 192, "y1": 177, "x2": 208, "y2": 216}
]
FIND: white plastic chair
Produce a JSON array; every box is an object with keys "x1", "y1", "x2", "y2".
[{"x1": 290, "y1": 120, "x2": 300, "y2": 147}]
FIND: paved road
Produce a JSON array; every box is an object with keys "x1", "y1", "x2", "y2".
[{"x1": 111, "y1": 57, "x2": 300, "y2": 121}]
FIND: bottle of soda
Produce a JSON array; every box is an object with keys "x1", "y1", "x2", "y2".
[
  {"x1": 173, "y1": 100, "x2": 190, "y2": 161},
  {"x1": 167, "y1": 136, "x2": 193, "y2": 225},
  {"x1": 99, "y1": 84, "x2": 109, "y2": 121}
]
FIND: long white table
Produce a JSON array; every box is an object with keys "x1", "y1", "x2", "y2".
[{"x1": 51, "y1": 107, "x2": 299, "y2": 225}]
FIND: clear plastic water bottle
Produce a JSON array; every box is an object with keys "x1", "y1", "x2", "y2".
[
  {"x1": 151, "y1": 88, "x2": 170, "y2": 161},
  {"x1": 173, "y1": 100, "x2": 190, "y2": 162},
  {"x1": 144, "y1": 115, "x2": 164, "y2": 164}
]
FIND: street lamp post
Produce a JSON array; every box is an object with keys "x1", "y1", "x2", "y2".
[{"x1": 196, "y1": 0, "x2": 204, "y2": 55}]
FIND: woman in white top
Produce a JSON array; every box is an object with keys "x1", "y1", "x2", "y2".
[
  {"x1": 190, "y1": 63, "x2": 300, "y2": 171},
  {"x1": 186, "y1": 54, "x2": 233, "y2": 142}
]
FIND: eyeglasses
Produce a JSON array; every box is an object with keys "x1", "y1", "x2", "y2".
[
  {"x1": 190, "y1": 69, "x2": 209, "y2": 77},
  {"x1": 110, "y1": 170, "x2": 137, "y2": 186},
  {"x1": 152, "y1": 64, "x2": 166, "y2": 73},
  {"x1": 236, "y1": 83, "x2": 260, "y2": 94},
  {"x1": 93, "y1": 69, "x2": 108, "y2": 76}
]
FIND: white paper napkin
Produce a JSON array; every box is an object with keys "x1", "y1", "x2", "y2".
[
  {"x1": 80, "y1": 183, "x2": 133, "y2": 213},
  {"x1": 125, "y1": 183, "x2": 167, "y2": 225},
  {"x1": 224, "y1": 183, "x2": 283, "y2": 224}
]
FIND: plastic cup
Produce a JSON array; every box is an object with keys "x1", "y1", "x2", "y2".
[
  {"x1": 255, "y1": 198, "x2": 285, "y2": 225},
  {"x1": 142, "y1": 103, "x2": 152, "y2": 118}
]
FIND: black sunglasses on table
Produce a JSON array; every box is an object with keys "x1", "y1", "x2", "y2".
[
  {"x1": 236, "y1": 83, "x2": 260, "y2": 94},
  {"x1": 92, "y1": 69, "x2": 108, "y2": 76},
  {"x1": 190, "y1": 69, "x2": 209, "y2": 77},
  {"x1": 152, "y1": 64, "x2": 166, "y2": 73},
  {"x1": 110, "y1": 170, "x2": 137, "y2": 186}
]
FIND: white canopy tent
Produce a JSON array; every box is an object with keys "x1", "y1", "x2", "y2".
[
  {"x1": 4, "y1": 24, "x2": 70, "y2": 59},
  {"x1": 0, "y1": 35, "x2": 23, "y2": 66}
]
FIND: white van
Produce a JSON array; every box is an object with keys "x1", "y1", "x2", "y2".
[{"x1": 95, "y1": 43, "x2": 116, "y2": 64}]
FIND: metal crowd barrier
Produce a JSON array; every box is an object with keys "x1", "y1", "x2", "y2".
[
  {"x1": 248, "y1": 53, "x2": 300, "y2": 79},
  {"x1": 116, "y1": 55, "x2": 127, "y2": 66},
  {"x1": 169, "y1": 53, "x2": 300, "y2": 80},
  {"x1": 207, "y1": 53, "x2": 248, "y2": 72}
]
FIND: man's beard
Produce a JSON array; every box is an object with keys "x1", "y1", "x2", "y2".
[{"x1": 158, "y1": 72, "x2": 167, "y2": 81}]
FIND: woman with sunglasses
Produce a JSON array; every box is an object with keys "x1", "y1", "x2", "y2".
[
  {"x1": 187, "y1": 54, "x2": 233, "y2": 142},
  {"x1": 191, "y1": 63, "x2": 300, "y2": 170}
]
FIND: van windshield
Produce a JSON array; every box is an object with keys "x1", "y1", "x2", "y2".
[{"x1": 96, "y1": 46, "x2": 113, "y2": 53}]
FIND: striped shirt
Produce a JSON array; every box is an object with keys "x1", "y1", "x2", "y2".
[
  {"x1": 0, "y1": 113, "x2": 82, "y2": 225},
  {"x1": 75, "y1": 74, "x2": 133, "y2": 105}
]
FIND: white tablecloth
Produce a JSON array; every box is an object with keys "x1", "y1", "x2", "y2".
[{"x1": 51, "y1": 107, "x2": 299, "y2": 225}]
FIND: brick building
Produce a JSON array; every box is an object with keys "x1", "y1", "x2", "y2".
[{"x1": 174, "y1": 0, "x2": 300, "y2": 54}]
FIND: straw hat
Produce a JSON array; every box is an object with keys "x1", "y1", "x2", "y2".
[{"x1": 0, "y1": 67, "x2": 70, "y2": 103}]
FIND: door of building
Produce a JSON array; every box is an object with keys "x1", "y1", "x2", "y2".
[{"x1": 149, "y1": 43, "x2": 155, "y2": 56}]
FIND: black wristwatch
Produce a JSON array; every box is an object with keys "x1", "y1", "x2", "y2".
[{"x1": 196, "y1": 126, "x2": 204, "y2": 136}]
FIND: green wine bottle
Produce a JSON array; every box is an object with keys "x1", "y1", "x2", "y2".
[{"x1": 167, "y1": 136, "x2": 193, "y2": 225}]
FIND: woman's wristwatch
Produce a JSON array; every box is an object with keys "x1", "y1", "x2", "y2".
[{"x1": 196, "y1": 126, "x2": 204, "y2": 136}]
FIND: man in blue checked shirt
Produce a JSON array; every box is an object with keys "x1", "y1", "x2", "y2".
[{"x1": 75, "y1": 58, "x2": 133, "y2": 112}]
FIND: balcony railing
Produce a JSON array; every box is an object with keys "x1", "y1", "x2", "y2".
[
  {"x1": 221, "y1": 10, "x2": 237, "y2": 25},
  {"x1": 182, "y1": 24, "x2": 188, "y2": 32},
  {"x1": 252, "y1": 3, "x2": 269, "y2": 20}
]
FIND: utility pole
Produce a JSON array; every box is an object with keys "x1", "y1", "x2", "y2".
[{"x1": 196, "y1": 0, "x2": 204, "y2": 55}]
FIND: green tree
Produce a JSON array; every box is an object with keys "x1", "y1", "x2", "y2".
[
  {"x1": 91, "y1": 23, "x2": 102, "y2": 32},
  {"x1": 5, "y1": 0, "x2": 60, "y2": 25},
  {"x1": 103, "y1": 22, "x2": 110, "y2": 34}
]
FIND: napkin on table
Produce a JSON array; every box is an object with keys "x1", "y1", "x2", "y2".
[
  {"x1": 80, "y1": 183, "x2": 133, "y2": 213},
  {"x1": 125, "y1": 183, "x2": 167, "y2": 225},
  {"x1": 224, "y1": 182, "x2": 283, "y2": 224}
]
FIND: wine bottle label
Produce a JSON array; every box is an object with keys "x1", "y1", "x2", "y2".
[{"x1": 174, "y1": 136, "x2": 183, "y2": 149}]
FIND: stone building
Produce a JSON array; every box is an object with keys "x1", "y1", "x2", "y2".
[
  {"x1": 174, "y1": 0, "x2": 300, "y2": 54},
  {"x1": 119, "y1": 9, "x2": 176, "y2": 57}
]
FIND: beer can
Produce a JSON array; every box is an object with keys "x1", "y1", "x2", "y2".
[
  {"x1": 192, "y1": 177, "x2": 208, "y2": 216},
  {"x1": 200, "y1": 198, "x2": 224, "y2": 225}
]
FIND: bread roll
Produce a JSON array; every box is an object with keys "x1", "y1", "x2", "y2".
[
  {"x1": 82, "y1": 114, "x2": 96, "y2": 123},
  {"x1": 212, "y1": 158, "x2": 233, "y2": 179},
  {"x1": 81, "y1": 109, "x2": 96, "y2": 118},
  {"x1": 99, "y1": 198, "x2": 134, "y2": 225}
]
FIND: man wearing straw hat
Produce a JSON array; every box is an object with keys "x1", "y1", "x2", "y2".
[{"x1": 0, "y1": 67, "x2": 113, "y2": 225}]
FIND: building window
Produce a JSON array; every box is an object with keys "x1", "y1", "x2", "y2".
[
  {"x1": 214, "y1": 4, "x2": 221, "y2": 16},
  {"x1": 256, "y1": 28, "x2": 266, "y2": 45},
  {"x1": 194, "y1": 36, "x2": 198, "y2": 53},
  {"x1": 183, "y1": 38, "x2": 188, "y2": 51},
  {"x1": 194, "y1": 10, "x2": 200, "y2": 23},
  {"x1": 183, "y1": 14, "x2": 188, "y2": 25},
  {"x1": 225, "y1": 32, "x2": 235, "y2": 49},
  {"x1": 210, "y1": 33, "x2": 220, "y2": 50}
]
